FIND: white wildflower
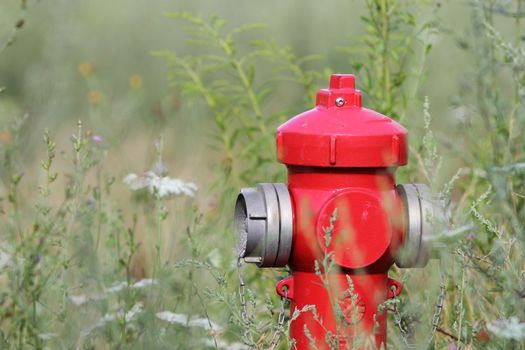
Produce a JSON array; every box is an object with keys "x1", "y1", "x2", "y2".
[
  {"x1": 156, "y1": 311, "x2": 188, "y2": 324},
  {"x1": 106, "y1": 278, "x2": 158, "y2": 292},
  {"x1": 122, "y1": 173, "x2": 149, "y2": 190},
  {"x1": 0, "y1": 245, "x2": 12, "y2": 270},
  {"x1": 123, "y1": 171, "x2": 197, "y2": 198},
  {"x1": 70, "y1": 279, "x2": 158, "y2": 306},
  {"x1": 105, "y1": 281, "x2": 128, "y2": 294},
  {"x1": 487, "y1": 317, "x2": 525, "y2": 341},
  {"x1": 202, "y1": 339, "x2": 248, "y2": 350},
  {"x1": 82, "y1": 302, "x2": 144, "y2": 337},
  {"x1": 132, "y1": 278, "x2": 158, "y2": 288},
  {"x1": 189, "y1": 317, "x2": 221, "y2": 331},
  {"x1": 38, "y1": 333, "x2": 57, "y2": 340},
  {"x1": 70, "y1": 295, "x2": 89, "y2": 306},
  {"x1": 124, "y1": 302, "x2": 144, "y2": 322},
  {"x1": 156, "y1": 311, "x2": 222, "y2": 331}
]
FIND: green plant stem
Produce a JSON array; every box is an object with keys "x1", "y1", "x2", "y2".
[
  {"x1": 10, "y1": 182, "x2": 23, "y2": 241},
  {"x1": 94, "y1": 166, "x2": 103, "y2": 252},
  {"x1": 199, "y1": 19, "x2": 269, "y2": 137},
  {"x1": 457, "y1": 268, "x2": 465, "y2": 347},
  {"x1": 155, "y1": 194, "x2": 162, "y2": 278},
  {"x1": 229, "y1": 56, "x2": 268, "y2": 136},
  {"x1": 174, "y1": 56, "x2": 243, "y2": 188},
  {"x1": 380, "y1": 0, "x2": 392, "y2": 111}
]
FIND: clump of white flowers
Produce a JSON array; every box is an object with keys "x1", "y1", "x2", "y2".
[
  {"x1": 82, "y1": 303, "x2": 144, "y2": 337},
  {"x1": 123, "y1": 171, "x2": 197, "y2": 198},
  {"x1": 487, "y1": 317, "x2": 525, "y2": 341},
  {"x1": 70, "y1": 278, "x2": 158, "y2": 306},
  {"x1": 155, "y1": 311, "x2": 222, "y2": 331},
  {"x1": 123, "y1": 137, "x2": 198, "y2": 198}
]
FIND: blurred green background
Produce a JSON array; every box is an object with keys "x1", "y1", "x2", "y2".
[
  {"x1": 0, "y1": 1, "x2": 481, "y2": 154},
  {"x1": 0, "y1": 0, "x2": 519, "y2": 189}
]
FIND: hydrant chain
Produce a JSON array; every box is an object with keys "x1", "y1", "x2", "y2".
[
  {"x1": 237, "y1": 257, "x2": 290, "y2": 349},
  {"x1": 269, "y1": 288, "x2": 289, "y2": 349},
  {"x1": 237, "y1": 258, "x2": 255, "y2": 347},
  {"x1": 390, "y1": 288, "x2": 415, "y2": 349},
  {"x1": 428, "y1": 277, "x2": 447, "y2": 346}
]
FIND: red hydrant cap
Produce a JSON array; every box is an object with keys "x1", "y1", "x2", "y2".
[{"x1": 276, "y1": 74, "x2": 408, "y2": 167}]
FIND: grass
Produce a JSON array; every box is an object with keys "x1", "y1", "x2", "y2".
[{"x1": 1, "y1": 0, "x2": 525, "y2": 349}]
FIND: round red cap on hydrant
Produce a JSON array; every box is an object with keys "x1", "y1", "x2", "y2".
[
  {"x1": 234, "y1": 74, "x2": 445, "y2": 349},
  {"x1": 277, "y1": 74, "x2": 407, "y2": 168}
]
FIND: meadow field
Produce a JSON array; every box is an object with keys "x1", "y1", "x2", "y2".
[{"x1": 0, "y1": 0, "x2": 524, "y2": 349}]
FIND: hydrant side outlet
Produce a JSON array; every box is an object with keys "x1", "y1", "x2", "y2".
[
  {"x1": 234, "y1": 74, "x2": 444, "y2": 349},
  {"x1": 235, "y1": 183, "x2": 293, "y2": 267}
]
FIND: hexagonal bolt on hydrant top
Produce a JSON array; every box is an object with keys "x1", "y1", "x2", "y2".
[{"x1": 234, "y1": 74, "x2": 445, "y2": 349}]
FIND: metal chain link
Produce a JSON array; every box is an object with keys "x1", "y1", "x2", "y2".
[
  {"x1": 237, "y1": 258, "x2": 253, "y2": 346},
  {"x1": 390, "y1": 276, "x2": 447, "y2": 348},
  {"x1": 428, "y1": 277, "x2": 446, "y2": 344},
  {"x1": 237, "y1": 258, "x2": 290, "y2": 349},
  {"x1": 390, "y1": 286, "x2": 415, "y2": 349},
  {"x1": 269, "y1": 289, "x2": 288, "y2": 349}
]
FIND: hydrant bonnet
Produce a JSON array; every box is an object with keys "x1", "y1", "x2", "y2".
[{"x1": 276, "y1": 74, "x2": 408, "y2": 168}]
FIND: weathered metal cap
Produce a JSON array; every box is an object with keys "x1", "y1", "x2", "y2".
[
  {"x1": 234, "y1": 183, "x2": 293, "y2": 267},
  {"x1": 276, "y1": 74, "x2": 407, "y2": 168}
]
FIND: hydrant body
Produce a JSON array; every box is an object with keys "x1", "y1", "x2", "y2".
[
  {"x1": 235, "y1": 74, "x2": 439, "y2": 349},
  {"x1": 282, "y1": 171, "x2": 404, "y2": 348}
]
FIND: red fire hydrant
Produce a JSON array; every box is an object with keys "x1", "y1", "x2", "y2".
[{"x1": 235, "y1": 74, "x2": 442, "y2": 349}]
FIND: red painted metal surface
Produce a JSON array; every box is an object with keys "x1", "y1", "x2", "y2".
[
  {"x1": 275, "y1": 74, "x2": 408, "y2": 349},
  {"x1": 276, "y1": 74, "x2": 407, "y2": 168}
]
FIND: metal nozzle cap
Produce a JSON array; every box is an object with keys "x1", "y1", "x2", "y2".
[{"x1": 234, "y1": 183, "x2": 293, "y2": 268}]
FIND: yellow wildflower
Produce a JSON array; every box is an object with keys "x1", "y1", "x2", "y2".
[
  {"x1": 88, "y1": 90, "x2": 102, "y2": 105},
  {"x1": 78, "y1": 62, "x2": 93, "y2": 77},
  {"x1": 0, "y1": 130, "x2": 12, "y2": 145},
  {"x1": 129, "y1": 74, "x2": 143, "y2": 90}
]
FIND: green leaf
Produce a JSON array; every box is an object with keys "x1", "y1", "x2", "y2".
[{"x1": 246, "y1": 64, "x2": 255, "y2": 87}]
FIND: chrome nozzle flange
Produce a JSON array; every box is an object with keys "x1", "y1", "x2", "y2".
[
  {"x1": 235, "y1": 183, "x2": 293, "y2": 267},
  {"x1": 395, "y1": 183, "x2": 446, "y2": 268}
]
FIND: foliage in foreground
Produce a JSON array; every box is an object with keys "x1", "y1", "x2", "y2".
[{"x1": 0, "y1": 0, "x2": 525, "y2": 349}]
